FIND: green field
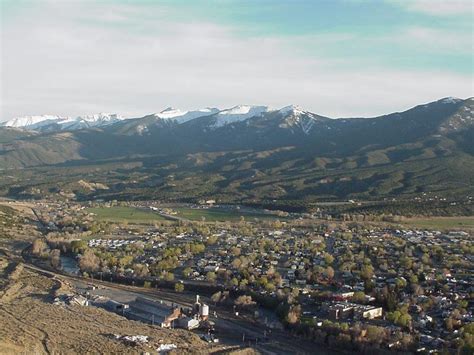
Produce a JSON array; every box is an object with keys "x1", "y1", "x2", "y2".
[
  {"x1": 86, "y1": 206, "x2": 167, "y2": 224},
  {"x1": 400, "y1": 217, "x2": 474, "y2": 231},
  {"x1": 174, "y1": 207, "x2": 280, "y2": 222}
]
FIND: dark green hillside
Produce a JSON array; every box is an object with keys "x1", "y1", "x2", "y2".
[
  {"x1": 0, "y1": 98, "x2": 472, "y2": 209},
  {"x1": 0, "y1": 127, "x2": 36, "y2": 143}
]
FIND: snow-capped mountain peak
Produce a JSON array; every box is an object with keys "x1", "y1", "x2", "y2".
[
  {"x1": 77, "y1": 113, "x2": 123, "y2": 123},
  {"x1": 277, "y1": 105, "x2": 325, "y2": 134},
  {"x1": 154, "y1": 107, "x2": 186, "y2": 119},
  {"x1": 213, "y1": 105, "x2": 271, "y2": 127},
  {"x1": 2, "y1": 115, "x2": 69, "y2": 128},
  {"x1": 1, "y1": 113, "x2": 124, "y2": 131},
  {"x1": 153, "y1": 107, "x2": 219, "y2": 124},
  {"x1": 279, "y1": 105, "x2": 305, "y2": 116}
]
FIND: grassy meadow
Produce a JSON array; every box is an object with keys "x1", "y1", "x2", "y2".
[{"x1": 86, "y1": 206, "x2": 167, "y2": 224}]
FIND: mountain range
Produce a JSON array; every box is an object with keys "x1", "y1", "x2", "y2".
[
  {"x1": 2, "y1": 104, "x2": 317, "y2": 132},
  {"x1": 0, "y1": 97, "x2": 473, "y2": 207}
]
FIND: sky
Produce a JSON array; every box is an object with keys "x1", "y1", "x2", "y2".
[{"x1": 0, "y1": 0, "x2": 472, "y2": 120}]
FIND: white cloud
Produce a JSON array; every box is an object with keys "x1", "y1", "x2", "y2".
[
  {"x1": 388, "y1": 0, "x2": 473, "y2": 16},
  {"x1": 1, "y1": 1, "x2": 472, "y2": 121},
  {"x1": 401, "y1": 26, "x2": 472, "y2": 52}
]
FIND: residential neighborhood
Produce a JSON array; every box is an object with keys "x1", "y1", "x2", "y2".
[{"x1": 19, "y1": 199, "x2": 473, "y2": 353}]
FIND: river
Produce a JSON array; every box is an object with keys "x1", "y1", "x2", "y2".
[{"x1": 60, "y1": 255, "x2": 80, "y2": 275}]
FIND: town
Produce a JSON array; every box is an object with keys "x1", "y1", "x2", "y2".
[{"x1": 9, "y1": 198, "x2": 472, "y2": 354}]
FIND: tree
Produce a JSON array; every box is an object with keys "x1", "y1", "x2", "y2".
[
  {"x1": 265, "y1": 282, "x2": 276, "y2": 292},
  {"x1": 206, "y1": 271, "x2": 217, "y2": 283},
  {"x1": 79, "y1": 249, "x2": 100, "y2": 272},
  {"x1": 231, "y1": 247, "x2": 241, "y2": 257},
  {"x1": 133, "y1": 264, "x2": 149, "y2": 278},
  {"x1": 182, "y1": 267, "x2": 192, "y2": 278},
  {"x1": 385, "y1": 290, "x2": 398, "y2": 311},
  {"x1": 352, "y1": 291, "x2": 366, "y2": 303},
  {"x1": 174, "y1": 282, "x2": 184, "y2": 292},
  {"x1": 388, "y1": 310, "x2": 411, "y2": 328},
  {"x1": 143, "y1": 281, "x2": 151, "y2": 288},
  {"x1": 395, "y1": 277, "x2": 407, "y2": 289},
  {"x1": 360, "y1": 264, "x2": 374, "y2": 280},
  {"x1": 366, "y1": 325, "x2": 385, "y2": 344},
  {"x1": 49, "y1": 249, "x2": 61, "y2": 269},
  {"x1": 232, "y1": 258, "x2": 242, "y2": 269},
  {"x1": 459, "y1": 323, "x2": 474, "y2": 353},
  {"x1": 70, "y1": 240, "x2": 87, "y2": 254},
  {"x1": 163, "y1": 271, "x2": 175, "y2": 281},
  {"x1": 446, "y1": 317, "x2": 454, "y2": 331},
  {"x1": 206, "y1": 235, "x2": 218, "y2": 245},
  {"x1": 211, "y1": 291, "x2": 222, "y2": 304},
  {"x1": 325, "y1": 266, "x2": 335, "y2": 279},
  {"x1": 286, "y1": 304, "x2": 301, "y2": 324},
  {"x1": 234, "y1": 295, "x2": 256, "y2": 308},
  {"x1": 239, "y1": 278, "x2": 249, "y2": 289},
  {"x1": 32, "y1": 239, "x2": 47, "y2": 256},
  {"x1": 323, "y1": 253, "x2": 334, "y2": 265},
  {"x1": 387, "y1": 310, "x2": 402, "y2": 324},
  {"x1": 398, "y1": 313, "x2": 412, "y2": 328}
]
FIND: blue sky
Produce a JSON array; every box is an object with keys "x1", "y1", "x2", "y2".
[{"x1": 1, "y1": 0, "x2": 472, "y2": 119}]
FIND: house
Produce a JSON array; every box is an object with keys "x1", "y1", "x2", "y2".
[
  {"x1": 295, "y1": 279, "x2": 307, "y2": 287},
  {"x1": 204, "y1": 265, "x2": 219, "y2": 273}
]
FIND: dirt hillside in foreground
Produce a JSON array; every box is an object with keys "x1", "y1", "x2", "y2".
[{"x1": 0, "y1": 258, "x2": 212, "y2": 354}]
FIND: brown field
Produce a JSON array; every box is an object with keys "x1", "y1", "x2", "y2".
[{"x1": 399, "y1": 216, "x2": 474, "y2": 231}]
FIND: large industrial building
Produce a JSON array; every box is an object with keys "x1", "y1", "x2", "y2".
[{"x1": 100, "y1": 295, "x2": 211, "y2": 330}]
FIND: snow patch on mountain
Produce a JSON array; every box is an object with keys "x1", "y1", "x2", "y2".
[
  {"x1": 153, "y1": 107, "x2": 219, "y2": 124},
  {"x1": 2, "y1": 115, "x2": 69, "y2": 128},
  {"x1": 440, "y1": 97, "x2": 462, "y2": 104},
  {"x1": 277, "y1": 105, "x2": 324, "y2": 134},
  {"x1": 77, "y1": 113, "x2": 123, "y2": 123},
  {"x1": 1, "y1": 113, "x2": 124, "y2": 131},
  {"x1": 279, "y1": 105, "x2": 304, "y2": 116},
  {"x1": 213, "y1": 105, "x2": 271, "y2": 127}
]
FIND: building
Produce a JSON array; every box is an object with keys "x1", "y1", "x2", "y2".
[
  {"x1": 328, "y1": 303, "x2": 355, "y2": 320},
  {"x1": 193, "y1": 295, "x2": 210, "y2": 321},
  {"x1": 355, "y1": 305, "x2": 383, "y2": 319},
  {"x1": 127, "y1": 297, "x2": 181, "y2": 328},
  {"x1": 105, "y1": 299, "x2": 129, "y2": 313},
  {"x1": 327, "y1": 302, "x2": 382, "y2": 320},
  {"x1": 177, "y1": 316, "x2": 200, "y2": 330}
]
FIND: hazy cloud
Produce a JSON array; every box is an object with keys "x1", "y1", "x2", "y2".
[
  {"x1": 388, "y1": 0, "x2": 473, "y2": 16},
  {"x1": 1, "y1": 1, "x2": 472, "y2": 120}
]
